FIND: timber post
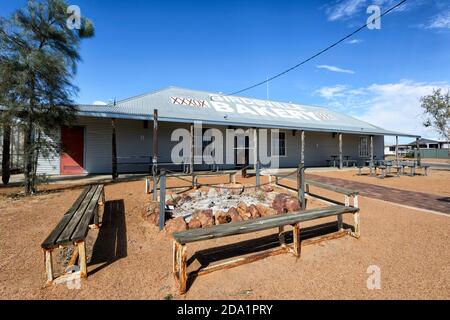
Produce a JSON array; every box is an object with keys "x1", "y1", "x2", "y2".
[
  {"x1": 297, "y1": 163, "x2": 306, "y2": 210},
  {"x1": 44, "y1": 249, "x2": 54, "y2": 284},
  {"x1": 159, "y1": 169, "x2": 166, "y2": 231},
  {"x1": 416, "y1": 137, "x2": 421, "y2": 166},
  {"x1": 253, "y1": 128, "x2": 258, "y2": 170},
  {"x1": 111, "y1": 118, "x2": 118, "y2": 180},
  {"x1": 339, "y1": 133, "x2": 343, "y2": 170},
  {"x1": 190, "y1": 123, "x2": 194, "y2": 174},
  {"x1": 152, "y1": 109, "x2": 158, "y2": 201},
  {"x1": 395, "y1": 135, "x2": 399, "y2": 166},
  {"x1": 255, "y1": 160, "x2": 260, "y2": 188},
  {"x1": 77, "y1": 241, "x2": 87, "y2": 278},
  {"x1": 369, "y1": 135, "x2": 375, "y2": 177},
  {"x1": 152, "y1": 165, "x2": 158, "y2": 201},
  {"x1": 300, "y1": 130, "x2": 305, "y2": 166},
  {"x1": 293, "y1": 223, "x2": 301, "y2": 257},
  {"x1": 352, "y1": 195, "x2": 360, "y2": 238}
]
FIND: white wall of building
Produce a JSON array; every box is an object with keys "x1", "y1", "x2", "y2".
[
  {"x1": 36, "y1": 129, "x2": 61, "y2": 175},
  {"x1": 36, "y1": 116, "x2": 386, "y2": 175}
]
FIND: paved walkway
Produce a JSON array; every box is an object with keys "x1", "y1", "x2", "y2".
[{"x1": 305, "y1": 174, "x2": 450, "y2": 215}]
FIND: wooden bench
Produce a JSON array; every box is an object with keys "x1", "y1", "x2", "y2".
[
  {"x1": 41, "y1": 184, "x2": 105, "y2": 284},
  {"x1": 172, "y1": 205, "x2": 360, "y2": 294}
]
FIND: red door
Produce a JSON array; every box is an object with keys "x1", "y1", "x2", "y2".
[{"x1": 60, "y1": 126, "x2": 84, "y2": 175}]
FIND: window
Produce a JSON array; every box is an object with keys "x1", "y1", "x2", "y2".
[
  {"x1": 273, "y1": 131, "x2": 286, "y2": 157},
  {"x1": 359, "y1": 137, "x2": 369, "y2": 157},
  {"x1": 389, "y1": 146, "x2": 395, "y2": 152}
]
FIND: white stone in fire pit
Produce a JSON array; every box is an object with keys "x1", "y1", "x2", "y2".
[{"x1": 172, "y1": 187, "x2": 272, "y2": 222}]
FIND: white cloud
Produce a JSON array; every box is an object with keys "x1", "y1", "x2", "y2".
[
  {"x1": 325, "y1": 0, "x2": 366, "y2": 21},
  {"x1": 426, "y1": 10, "x2": 450, "y2": 29},
  {"x1": 315, "y1": 85, "x2": 348, "y2": 99},
  {"x1": 315, "y1": 80, "x2": 450, "y2": 142},
  {"x1": 317, "y1": 65, "x2": 355, "y2": 74},
  {"x1": 92, "y1": 100, "x2": 108, "y2": 106},
  {"x1": 346, "y1": 38, "x2": 363, "y2": 44}
]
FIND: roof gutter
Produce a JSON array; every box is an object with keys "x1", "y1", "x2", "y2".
[{"x1": 77, "y1": 110, "x2": 420, "y2": 138}]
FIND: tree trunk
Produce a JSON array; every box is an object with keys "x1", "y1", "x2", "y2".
[
  {"x1": 2, "y1": 123, "x2": 11, "y2": 185},
  {"x1": 23, "y1": 122, "x2": 35, "y2": 195}
]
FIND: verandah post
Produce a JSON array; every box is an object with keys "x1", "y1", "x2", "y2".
[
  {"x1": 111, "y1": 118, "x2": 118, "y2": 180},
  {"x1": 255, "y1": 160, "x2": 260, "y2": 188},
  {"x1": 159, "y1": 169, "x2": 166, "y2": 231},
  {"x1": 298, "y1": 130, "x2": 306, "y2": 208},
  {"x1": 152, "y1": 109, "x2": 158, "y2": 201},
  {"x1": 253, "y1": 128, "x2": 258, "y2": 170},
  {"x1": 297, "y1": 163, "x2": 306, "y2": 210},
  {"x1": 395, "y1": 135, "x2": 399, "y2": 166},
  {"x1": 416, "y1": 137, "x2": 421, "y2": 166},
  {"x1": 369, "y1": 135, "x2": 374, "y2": 177},
  {"x1": 339, "y1": 133, "x2": 343, "y2": 169},
  {"x1": 190, "y1": 123, "x2": 194, "y2": 174},
  {"x1": 300, "y1": 130, "x2": 305, "y2": 166}
]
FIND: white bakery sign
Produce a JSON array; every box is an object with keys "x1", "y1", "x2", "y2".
[{"x1": 171, "y1": 95, "x2": 336, "y2": 121}]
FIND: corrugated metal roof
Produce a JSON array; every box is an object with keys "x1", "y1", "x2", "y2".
[{"x1": 74, "y1": 86, "x2": 418, "y2": 137}]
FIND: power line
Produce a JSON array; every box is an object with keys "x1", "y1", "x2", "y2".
[{"x1": 226, "y1": 0, "x2": 407, "y2": 96}]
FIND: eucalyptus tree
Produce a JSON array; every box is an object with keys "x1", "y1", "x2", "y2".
[
  {"x1": 0, "y1": 0, "x2": 93, "y2": 194},
  {"x1": 420, "y1": 89, "x2": 450, "y2": 153}
]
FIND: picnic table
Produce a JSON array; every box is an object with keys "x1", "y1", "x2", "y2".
[
  {"x1": 327, "y1": 155, "x2": 338, "y2": 167},
  {"x1": 344, "y1": 159, "x2": 357, "y2": 167}
]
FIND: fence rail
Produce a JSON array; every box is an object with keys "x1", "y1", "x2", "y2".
[{"x1": 415, "y1": 148, "x2": 450, "y2": 159}]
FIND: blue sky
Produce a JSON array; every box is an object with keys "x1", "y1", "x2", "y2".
[{"x1": 1, "y1": 0, "x2": 449, "y2": 143}]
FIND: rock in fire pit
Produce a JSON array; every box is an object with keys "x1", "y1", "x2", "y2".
[{"x1": 143, "y1": 185, "x2": 303, "y2": 234}]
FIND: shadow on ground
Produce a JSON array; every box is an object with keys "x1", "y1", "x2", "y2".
[
  {"x1": 88, "y1": 200, "x2": 127, "y2": 275},
  {"x1": 437, "y1": 197, "x2": 450, "y2": 203},
  {"x1": 185, "y1": 221, "x2": 351, "y2": 291}
]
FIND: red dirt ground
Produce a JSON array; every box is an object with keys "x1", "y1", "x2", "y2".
[{"x1": 0, "y1": 173, "x2": 449, "y2": 299}]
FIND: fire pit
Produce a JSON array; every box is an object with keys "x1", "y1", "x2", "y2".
[{"x1": 143, "y1": 184, "x2": 304, "y2": 234}]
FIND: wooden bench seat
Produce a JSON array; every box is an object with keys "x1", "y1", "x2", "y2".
[
  {"x1": 41, "y1": 184, "x2": 105, "y2": 284},
  {"x1": 172, "y1": 205, "x2": 360, "y2": 294}
]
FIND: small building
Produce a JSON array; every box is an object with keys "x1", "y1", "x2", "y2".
[
  {"x1": 384, "y1": 138, "x2": 450, "y2": 157},
  {"x1": 32, "y1": 86, "x2": 417, "y2": 175},
  {"x1": 384, "y1": 145, "x2": 410, "y2": 156},
  {"x1": 407, "y1": 138, "x2": 449, "y2": 149}
]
